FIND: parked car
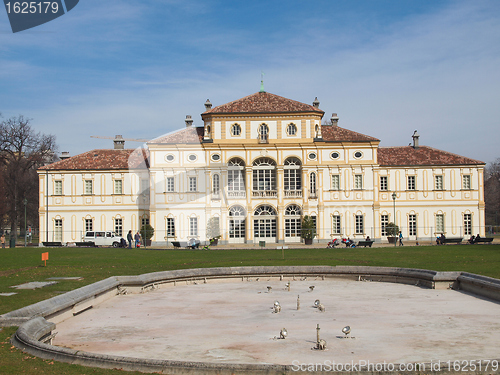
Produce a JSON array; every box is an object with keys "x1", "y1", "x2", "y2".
[{"x1": 83, "y1": 231, "x2": 126, "y2": 247}]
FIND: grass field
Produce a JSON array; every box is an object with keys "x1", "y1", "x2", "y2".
[{"x1": 1, "y1": 244, "x2": 499, "y2": 374}]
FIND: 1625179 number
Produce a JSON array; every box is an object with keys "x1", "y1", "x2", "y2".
[{"x1": 5, "y1": 2, "x2": 59, "y2": 14}]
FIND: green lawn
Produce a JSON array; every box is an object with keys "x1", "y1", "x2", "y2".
[{"x1": 0, "y1": 244, "x2": 499, "y2": 374}]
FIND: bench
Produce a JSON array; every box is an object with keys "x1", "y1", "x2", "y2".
[
  {"x1": 75, "y1": 242, "x2": 96, "y2": 247},
  {"x1": 474, "y1": 237, "x2": 494, "y2": 244},
  {"x1": 442, "y1": 238, "x2": 463, "y2": 245},
  {"x1": 42, "y1": 242, "x2": 63, "y2": 247},
  {"x1": 357, "y1": 240, "x2": 374, "y2": 248},
  {"x1": 171, "y1": 240, "x2": 200, "y2": 249}
]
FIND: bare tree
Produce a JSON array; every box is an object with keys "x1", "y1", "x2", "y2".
[
  {"x1": 485, "y1": 158, "x2": 500, "y2": 226},
  {"x1": 0, "y1": 115, "x2": 57, "y2": 242}
]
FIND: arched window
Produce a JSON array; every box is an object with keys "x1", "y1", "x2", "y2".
[
  {"x1": 230, "y1": 206, "x2": 246, "y2": 217},
  {"x1": 284, "y1": 157, "x2": 302, "y2": 192},
  {"x1": 310, "y1": 172, "x2": 317, "y2": 198},
  {"x1": 258, "y1": 123, "x2": 269, "y2": 143},
  {"x1": 228, "y1": 158, "x2": 245, "y2": 196},
  {"x1": 253, "y1": 205, "x2": 277, "y2": 239},
  {"x1": 253, "y1": 157, "x2": 277, "y2": 195},
  {"x1": 231, "y1": 123, "x2": 241, "y2": 136},
  {"x1": 286, "y1": 123, "x2": 297, "y2": 136},
  {"x1": 254, "y1": 205, "x2": 277, "y2": 216},
  {"x1": 285, "y1": 204, "x2": 302, "y2": 216},
  {"x1": 212, "y1": 174, "x2": 220, "y2": 197},
  {"x1": 229, "y1": 205, "x2": 246, "y2": 239},
  {"x1": 285, "y1": 204, "x2": 302, "y2": 239}
]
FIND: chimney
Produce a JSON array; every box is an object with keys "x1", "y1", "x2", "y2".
[
  {"x1": 113, "y1": 135, "x2": 125, "y2": 150},
  {"x1": 313, "y1": 97, "x2": 320, "y2": 108},
  {"x1": 59, "y1": 151, "x2": 71, "y2": 160},
  {"x1": 412, "y1": 130, "x2": 420, "y2": 149},
  {"x1": 204, "y1": 99, "x2": 212, "y2": 111},
  {"x1": 185, "y1": 115, "x2": 193, "y2": 128},
  {"x1": 330, "y1": 113, "x2": 339, "y2": 126}
]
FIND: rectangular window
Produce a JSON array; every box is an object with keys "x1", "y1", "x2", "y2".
[
  {"x1": 85, "y1": 180, "x2": 93, "y2": 195},
  {"x1": 331, "y1": 175, "x2": 340, "y2": 190},
  {"x1": 435, "y1": 175, "x2": 443, "y2": 190},
  {"x1": 141, "y1": 218, "x2": 150, "y2": 227},
  {"x1": 114, "y1": 218, "x2": 123, "y2": 236},
  {"x1": 54, "y1": 180, "x2": 62, "y2": 195},
  {"x1": 436, "y1": 214, "x2": 444, "y2": 233},
  {"x1": 167, "y1": 218, "x2": 175, "y2": 237},
  {"x1": 355, "y1": 215, "x2": 364, "y2": 234},
  {"x1": 114, "y1": 179, "x2": 123, "y2": 194},
  {"x1": 380, "y1": 176, "x2": 388, "y2": 191},
  {"x1": 464, "y1": 214, "x2": 472, "y2": 236},
  {"x1": 409, "y1": 214, "x2": 417, "y2": 236},
  {"x1": 54, "y1": 219, "x2": 62, "y2": 241},
  {"x1": 189, "y1": 217, "x2": 198, "y2": 236},
  {"x1": 407, "y1": 176, "x2": 416, "y2": 190},
  {"x1": 463, "y1": 175, "x2": 471, "y2": 190},
  {"x1": 189, "y1": 177, "x2": 197, "y2": 192},
  {"x1": 167, "y1": 177, "x2": 175, "y2": 192},
  {"x1": 85, "y1": 218, "x2": 93, "y2": 232},
  {"x1": 354, "y1": 175, "x2": 363, "y2": 189},
  {"x1": 332, "y1": 215, "x2": 341, "y2": 235},
  {"x1": 381, "y1": 214, "x2": 389, "y2": 236}
]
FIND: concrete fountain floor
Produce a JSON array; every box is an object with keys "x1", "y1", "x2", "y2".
[{"x1": 52, "y1": 278, "x2": 500, "y2": 366}]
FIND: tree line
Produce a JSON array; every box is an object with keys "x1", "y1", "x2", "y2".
[{"x1": 0, "y1": 114, "x2": 57, "y2": 242}]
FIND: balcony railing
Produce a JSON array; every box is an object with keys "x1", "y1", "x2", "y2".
[
  {"x1": 309, "y1": 189, "x2": 318, "y2": 199},
  {"x1": 228, "y1": 191, "x2": 246, "y2": 199},
  {"x1": 252, "y1": 190, "x2": 277, "y2": 198},
  {"x1": 284, "y1": 190, "x2": 303, "y2": 198}
]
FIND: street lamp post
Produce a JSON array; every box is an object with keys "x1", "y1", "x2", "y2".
[
  {"x1": 391, "y1": 192, "x2": 397, "y2": 248},
  {"x1": 23, "y1": 198, "x2": 28, "y2": 247}
]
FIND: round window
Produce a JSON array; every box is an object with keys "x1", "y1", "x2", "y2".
[
  {"x1": 165, "y1": 154, "x2": 174, "y2": 162},
  {"x1": 331, "y1": 151, "x2": 340, "y2": 159},
  {"x1": 354, "y1": 151, "x2": 363, "y2": 159},
  {"x1": 308, "y1": 152, "x2": 317, "y2": 160},
  {"x1": 188, "y1": 154, "x2": 197, "y2": 162},
  {"x1": 211, "y1": 154, "x2": 220, "y2": 161}
]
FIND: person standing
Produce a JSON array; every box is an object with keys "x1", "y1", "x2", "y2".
[
  {"x1": 127, "y1": 230, "x2": 133, "y2": 248},
  {"x1": 0, "y1": 234, "x2": 5, "y2": 248},
  {"x1": 134, "y1": 231, "x2": 140, "y2": 248},
  {"x1": 398, "y1": 231, "x2": 404, "y2": 246}
]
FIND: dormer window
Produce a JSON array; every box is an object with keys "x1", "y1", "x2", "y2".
[
  {"x1": 231, "y1": 123, "x2": 241, "y2": 136},
  {"x1": 286, "y1": 123, "x2": 297, "y2": 136},
  {"x1": 258, "y1": 124, "x2": 269, "y2": 143}
]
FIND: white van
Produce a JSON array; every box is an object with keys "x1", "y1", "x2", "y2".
[{"x1": 83, "y1": 231, "x2": 126, "y2": 247}]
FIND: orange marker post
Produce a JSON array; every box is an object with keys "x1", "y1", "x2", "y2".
[{"x1": 42, "y1": 252, "x2": 49, "y2": 267}]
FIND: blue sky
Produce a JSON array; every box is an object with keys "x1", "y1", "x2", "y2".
[{"x1": 1, "y1": 0, "x2": 499, "y2": 164}]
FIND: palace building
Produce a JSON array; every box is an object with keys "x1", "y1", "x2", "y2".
[{"x1": 38, "y1": 90, "x2": 485, "y2": 245}]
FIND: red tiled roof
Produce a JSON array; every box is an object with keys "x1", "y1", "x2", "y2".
[
  {"x1": 321, "y1": 125, "x2": 379, "y2": 142},
  {"x1": 378, "y1": 146, "x2": 484, "y2": 166},
  {"x1": 203, "y1": 92, "x2": 324, "y2": 115},
  {"x1": 148, "y1": 127, "x2": 204, "y2": 144},
  {"x1": 39, "y1": 148, "x2": 149, "y2": 171}
]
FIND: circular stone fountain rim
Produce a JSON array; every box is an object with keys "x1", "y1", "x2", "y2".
[{"x1": 4, "y1": 265, "x2": 500, "y2": 375}]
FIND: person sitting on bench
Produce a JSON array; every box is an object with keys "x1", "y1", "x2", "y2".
[{"x1": 468, "y1": 235, "x2": 475, "y2": 244}]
